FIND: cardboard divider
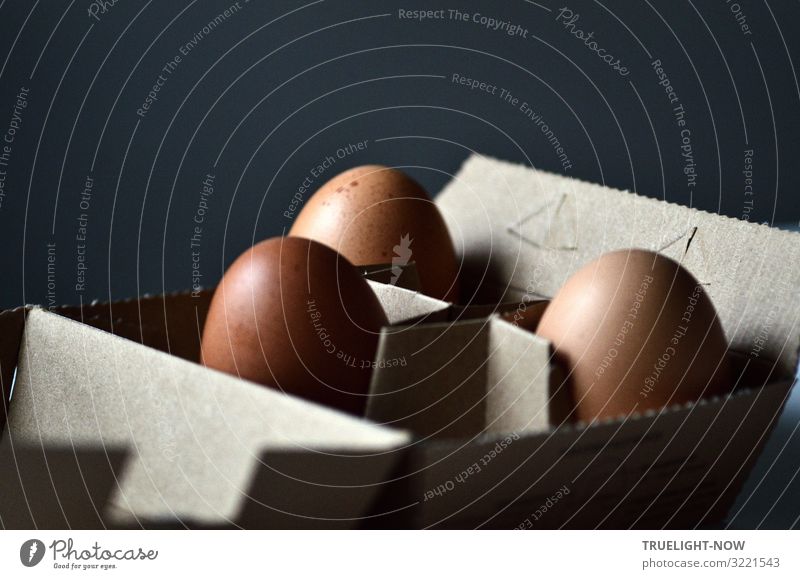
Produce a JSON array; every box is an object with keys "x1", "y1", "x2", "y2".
[
  {"x1": 7, "y1": 309, "x2": 411, "y2": 528},
  {"x1": 486, "y1": 319, "x2": 563, "y2": 432},
  {"x1": 366, "y1": 316, "x2": 555, "y2": 438},
  {"x1": 367, "y1": 319, "x2": 491, "y2": 438},
  {"x1": 53, "y1": 290, "x2": 213, "y2": 363}
]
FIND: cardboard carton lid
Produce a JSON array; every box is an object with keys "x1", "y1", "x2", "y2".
[{"x1": 436, "y1": 154, "x2": 800, "y2": 375}]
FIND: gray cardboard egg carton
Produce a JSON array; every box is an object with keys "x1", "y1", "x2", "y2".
[{"x1": 1, "y1": 154, "x2": 798, "y2": 529}]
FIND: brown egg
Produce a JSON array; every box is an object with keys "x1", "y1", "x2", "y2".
[
  {"x1": 200, "y1": 236, "x2": 388, "y2": 415},
  {"x1": 289, "y1": 165, "x2": 459, "y2": 302},
  {"x1": 537, "y1": 249, "x2": 731, "y2": 422}
]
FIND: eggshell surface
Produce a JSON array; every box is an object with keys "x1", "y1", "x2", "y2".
[
  {"x1": 537, "y1": 249, "x2": 731, "y2": 422},
  {"x1": 289, "y1": 165, "x2": 459, "y2": 302},
  {"x1": 201, "y1": 236, "x2": 388, "y2": 415}
]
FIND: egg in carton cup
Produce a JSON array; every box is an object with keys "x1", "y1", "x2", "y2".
[
  {"x1": 0, "y1": 155, "x2": 798, "y2": 529},
  {"x1": 364, "y1": 154, "x2": 798, "y2": 528},
  {"x1": 0, "y1": 285, "x2": 425, "y2": 529}
]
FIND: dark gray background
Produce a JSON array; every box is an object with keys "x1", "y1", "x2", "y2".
[{"x1": 0, "y1": 0, "x2": 798, "y2": 528}]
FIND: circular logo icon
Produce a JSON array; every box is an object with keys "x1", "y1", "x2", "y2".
[{"x1": 20, "y1": 539, "x2": 45, "y2": 567}]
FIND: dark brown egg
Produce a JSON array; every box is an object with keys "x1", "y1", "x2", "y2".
[
  {"x1": 200, "y1": 236, "x2": 388, "y2": 415},
  {"x1": 537, "y1": 249, "x2": 731, "y2": 422},
  {"x1": 289, "y1": 165, "x2": 459, "y2": 302}
]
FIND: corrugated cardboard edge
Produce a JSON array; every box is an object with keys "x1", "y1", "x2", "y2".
[
  {"x1": 52, "y1": 289, "x2": 213, "y2": 363},
  {"x1": 435, "y1": 154, "x2": 800, "y2": 375},
  {"x1": 367, "y1": 281, "x2": 450, "y2": 325},
  {"x1": 410, "y1": 377, "x2": 794, "y2": 529}
]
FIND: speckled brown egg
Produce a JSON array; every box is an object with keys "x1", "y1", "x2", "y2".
[
  {"x1": 536, "y1": 249, "x2": 731, "y2": 423},
  {"x1": 200, "y1": 236, "x2": 388, "y2": 415},
  {"x1": 289, "y1": 165, "x2": 459, "y2": 302}
]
